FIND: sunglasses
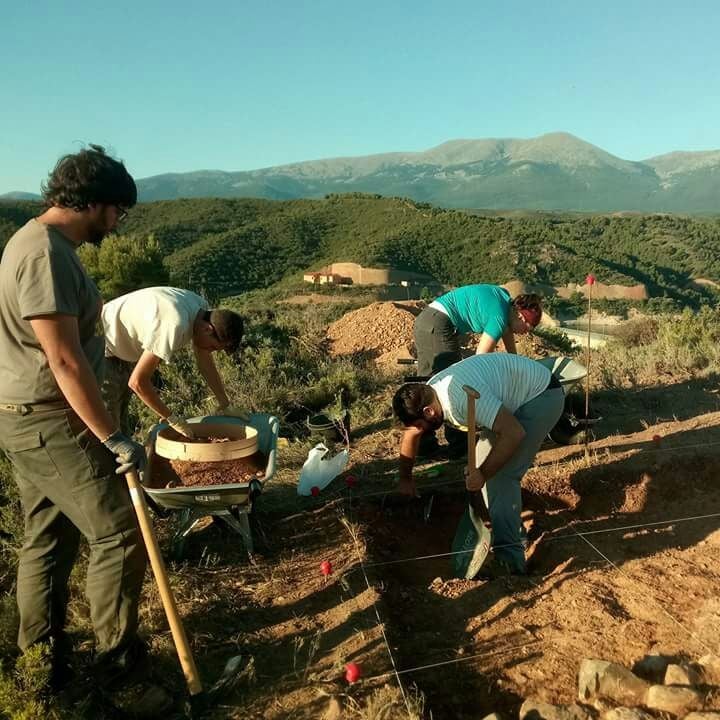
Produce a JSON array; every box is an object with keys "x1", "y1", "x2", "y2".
[{"x1": 116, "y1": 206, "x2": 129, "y2": 223}]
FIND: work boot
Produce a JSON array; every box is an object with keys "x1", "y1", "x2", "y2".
[
  {"x1": 476, "y1": 553, "x2": 522, "y2": 580},
  {"x1": 105, "y1": 682, "x2": 174, "y2": 718},
  {"x1": 93, "y1": 639, "x2": 174, "y2": 718},
  {"x1": 92, "y1": 637, "x2": 150, "y2": 690}
]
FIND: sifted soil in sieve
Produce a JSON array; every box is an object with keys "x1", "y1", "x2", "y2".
[{"x1": 149, "y1": 451, "x2": 267, "y2": 488}]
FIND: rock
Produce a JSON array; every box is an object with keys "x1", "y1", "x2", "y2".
[
  {"x1": 632, "y1": 655, "x2": 673, "y2": 683},
  {"x1": 578, "y1": 659, "x2": 650, "y2": 705},
  {"x1": 603, "y1": 708, "x2": 654, "y2": 720},
  {"x1": 520, "y1": 699, "x2": 592, "y2": 720},
  {"x1": 698, "y1": 655, "x2": 720, "y2": 683},
  {"x1": 592, "y1": 698, "x2": 616, "y2": 714},
  {"x1": 665, "y1": 663, "x2": 702, "y2": 686},
  {"x1": 480, "y1": 714, "x2": 505, "y2": 720},
  {"x1": 646, "y1": 685, "x2": 704, "y2": 715},
  {"x1": 684, "y1": 714, "x2": 720, "y2": 720}
]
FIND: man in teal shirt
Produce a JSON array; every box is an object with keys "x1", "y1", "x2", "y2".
[
  {"x1": 414, "y1": 284, "x2": 542, "y2": 377},
  {"x1": 412, "y1": 284, "x2": 542, "y2": 454}
]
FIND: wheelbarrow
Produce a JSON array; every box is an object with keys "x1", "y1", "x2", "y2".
[
  {"x1": 142, "y1": 412, "x2": 279, "y2": 559},
  {"x1": 536, "y1": 356, "x2": 602, "y2": 445}
]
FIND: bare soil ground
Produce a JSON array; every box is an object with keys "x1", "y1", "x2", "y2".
[{"x1": 143, "y1": 375, "x2": 720, "y2": 719}]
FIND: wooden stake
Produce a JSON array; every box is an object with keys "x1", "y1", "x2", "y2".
[{"x1": 584, "y1": 275, "x2": 595, "y2": 454}]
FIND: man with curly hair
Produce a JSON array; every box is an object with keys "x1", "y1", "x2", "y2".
[{"x1": 0, "y1": 146, "x2": 157, "y2": 704}]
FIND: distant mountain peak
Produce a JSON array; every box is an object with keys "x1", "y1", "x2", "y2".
[
  {"x1": 131, "y1": 132, "x2": 720, "y2": 213},
  {"x1": 0, "y1": 191, "x2": 41, "y2": 201}
]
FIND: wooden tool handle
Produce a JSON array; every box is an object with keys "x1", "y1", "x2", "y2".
[
  {"x1": 126, "y1": 470, "x2": 203, "y2": 696},
  {"x1": 462, "y1": 385, "x2": 480, "y2": 464}
]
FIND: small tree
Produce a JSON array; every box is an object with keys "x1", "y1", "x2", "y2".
[{"x1": 78, "y1": 233, "x2": 169, "y2": 299}]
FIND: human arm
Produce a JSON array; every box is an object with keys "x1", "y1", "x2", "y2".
[
  {"x1": 194, "y1": 347, "x2": 230, "y2": 410},
  {"x1": 500, "y1": 327, "x2": 517, "y2": 354},
  {"x1": 30, "y1": 314, "x2": 116, "y2": 440},
  {"x1": 466, "y1": 406, "x2": 525, "y2": 488},
  {"x1": 128, "y1": 350, "x2": 171, "y2": 419},
  {"x1": 29, "y1": 315, "x2": 145, "y2": 472},
  {"x1": 398, "y1": 426, "x2": 423, "y2": 497},
  {"x1": 475, "y1": 332, "x2": 499, "y2": 355},
  {"x1": 127, "y1": 350, "x2": 195, "y2": 437}
]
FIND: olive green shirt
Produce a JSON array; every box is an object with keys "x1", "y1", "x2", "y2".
[{"x1": 0, "y1": 219, "x2": 104, "y2": 404}]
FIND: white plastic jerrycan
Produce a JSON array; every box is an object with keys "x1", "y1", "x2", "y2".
[{"x1": 297, "y1": 443, "x2": 349, "y2": 496}]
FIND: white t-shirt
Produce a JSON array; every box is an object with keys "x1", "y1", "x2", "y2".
[
  {"x1": 428, "y1": 354, "x2": 551, "y2": 431},
  {"x1": 102, "y1": 287, "x2": 209, "y2": 363}
]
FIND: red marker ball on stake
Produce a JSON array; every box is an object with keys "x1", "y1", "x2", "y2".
[
  {"x1": 345, "y1": 475, "x2": 357, "y2": 488},
  {"x1": 652, "y1": 434, "x2": 661, "y2": 444},
  {"x1": 321, "y1": 560, "x2": 333, "y2": 576},
  {"x1": 585, "y1": 274, "x2": 596, "y2": 285},
  {"x1": 345, "y1": 662, "x2": 361, "y2": 683},
  {"x1": 310, "y1": 486, "x2": 320, "y2": 497}
]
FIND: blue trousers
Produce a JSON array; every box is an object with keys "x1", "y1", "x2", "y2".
[{"x1": 481, "y1": 386, "x2": 565, "y2": 573}]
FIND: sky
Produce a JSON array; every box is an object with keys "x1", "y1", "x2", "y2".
[{"x1": 2, "y1": 0, "x2": 720, "y2": 194}]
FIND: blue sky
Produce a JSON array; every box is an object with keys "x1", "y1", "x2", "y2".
[{"x1": 2, "y1": 0, "x2": 719, "y2": 193}]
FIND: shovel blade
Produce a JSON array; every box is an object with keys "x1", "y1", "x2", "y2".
[{"x1": 452, "y1": 504, "x2": 492, "y2": 579}]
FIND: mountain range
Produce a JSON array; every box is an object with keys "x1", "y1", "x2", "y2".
[{"x1": 3, "y1": 133, "x2": 719, "y2": 212}]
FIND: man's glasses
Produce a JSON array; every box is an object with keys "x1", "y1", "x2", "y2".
[{"x1": 116, "y1": 206, "x2": 129, "y2": 223}]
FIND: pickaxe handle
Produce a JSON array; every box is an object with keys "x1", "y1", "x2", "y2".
[
  {"x1": 126, "y1": 470, "x2": 203, "y2": 696},
  {"x1": 462, "y1": 385, "x2": 490, "y2": 524}
]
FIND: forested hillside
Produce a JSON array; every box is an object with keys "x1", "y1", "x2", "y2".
[{"x1": 2, "y1": 195, "x2": 720, "y2": 308}]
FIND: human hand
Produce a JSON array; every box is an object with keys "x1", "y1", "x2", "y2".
[
  {"x1": 165, "y1": 415, "x2": 196, "y2": 439},
  {"x1": 398, "y1": 477, "x2": 419, "y2": 498},
  {"x1": 464, "y1": 466, "x2": 485, "y2": 492},
  {"x1": 102, "y1": 431, "x2": 148, "y2": 475}
]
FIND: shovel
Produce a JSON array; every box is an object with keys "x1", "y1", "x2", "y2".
[
  {"x1": 125, "y1": 470, "x2": 245, "y2": 714},
  {"x1": 451, "y1": 386, "x2": 493, "y2": 579}
]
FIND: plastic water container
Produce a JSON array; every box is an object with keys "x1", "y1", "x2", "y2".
[{"x1": 297, "y1": 443, "x2": 349, "y2": 496}]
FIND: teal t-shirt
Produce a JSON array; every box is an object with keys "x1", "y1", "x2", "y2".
[{"x1": 435, "y1": 284, "x2": 511, "y2": 337}]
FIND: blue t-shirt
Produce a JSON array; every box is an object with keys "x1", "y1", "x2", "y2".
[{"x1": 435, "y1": 284, "x2": 512, "y2": 337}]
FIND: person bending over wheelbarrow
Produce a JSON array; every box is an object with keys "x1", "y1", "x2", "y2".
[
  {"x1": 392, "y1": 353, "x2": 563, "y2": 576},
  {"x1": 101, "y1": 286, "x2": 245, "y2": 436}
]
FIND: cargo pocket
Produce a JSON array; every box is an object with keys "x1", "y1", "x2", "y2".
[
  {"x1": 2, "y1": 431, "x2": 58, "y2": 482},
  {"x1": 4, "y1": 432, "x2": 43, "y2": 453},
  {"x1": 63, "y1": 411, "x2": 116, "y2": 480}
]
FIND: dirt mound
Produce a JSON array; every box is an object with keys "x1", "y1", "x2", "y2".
[{"x1": 326, "y1": 301, "x2": 423, "y2": 368}]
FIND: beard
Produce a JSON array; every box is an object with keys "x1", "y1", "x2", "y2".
[{"x1": 86, "y1": 216, "x2": 110, "y2": 246}]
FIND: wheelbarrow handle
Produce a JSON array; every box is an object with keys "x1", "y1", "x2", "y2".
[{"x1": 126, "y1": 470, "x2": 203, "y2": 697}]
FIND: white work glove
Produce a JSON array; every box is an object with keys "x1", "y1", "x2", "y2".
[
  {"x1": 165, "y1": 415, "x2": 196, "y2": 439},
  {"x1": 213, "y1": 404, "x2": 249, "y2": 421},
  {"x1": 102, "y1": 431, "x2": 147, "y2": 475}
]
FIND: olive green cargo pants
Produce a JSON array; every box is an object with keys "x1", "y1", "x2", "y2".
[{"x1": 0, "y1": 404, "x2": 146, "y2": 654}]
